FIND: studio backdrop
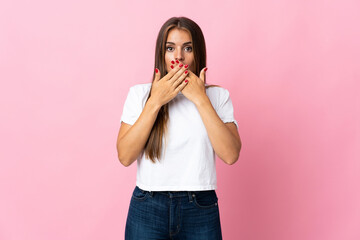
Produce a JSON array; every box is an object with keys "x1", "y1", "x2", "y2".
[{"x1": 1, "y1": 0, "x2": 359, "y2": 239}]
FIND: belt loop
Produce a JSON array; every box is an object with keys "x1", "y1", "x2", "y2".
[
  {"x1": 188, "y1": 191, "x2": 195, "y2": 202},
  {"x1": 149, "y1": 191, "x2": 153, "y2": 197}
]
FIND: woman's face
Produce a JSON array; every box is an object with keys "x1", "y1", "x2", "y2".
[{"x1": 165, "y1": 28, "x2": 195, "y2": 73}]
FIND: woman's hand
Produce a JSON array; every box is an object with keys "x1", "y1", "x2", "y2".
[
  {"x1": 149, "y1": 61, "x2": 189, "y2": 107},
  {"x1": 181, "y1": 67, "x2": 208, "y2": 106}
]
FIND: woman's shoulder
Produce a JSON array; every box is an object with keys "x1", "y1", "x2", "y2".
[
  {"x1": 128, "y1": 82, "x2": 152, "y2": 96},
  {"x1": 205, "y1": 83, "x2": 230, "y2": 97},
  {"x1": 129, "y1": 82, "x2": 152, "y2": 91},
  {"x1": 126, "y1": 83, "x2": 152, "y2": 107}
]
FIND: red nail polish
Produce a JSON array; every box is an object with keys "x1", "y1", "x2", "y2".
[
  {"x1": 184, "y1": 64, "x2": 188, "y2": 68},
  {"x1": 155, "y1": 68, "x2": 159, "y2": 73},
  {"x1": 204, "y1": 67, "x2": 208, "y2": 71},
  {"x1": 171, "y1": 65, "x2": 174, "y2": 69},
  {"x1": 171, "y1": 60, "x2": 175, "y2": 64},
  {"x1": 185, "y1": 70, "x2": 188, "y2": 74},
  {"x1": 179, "y1": 63, "x2": 183, "y2": 67},
  {"x1": 176, "y1": 60, "x2": 179, "y2": 63}
]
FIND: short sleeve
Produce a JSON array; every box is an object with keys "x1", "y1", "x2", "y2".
[
  {"x1": 120, "y1": 86, "x2": 142, "y2": 125},
  {"x1": 217, "y1": 89, "x2": 239, "y2": 129}
]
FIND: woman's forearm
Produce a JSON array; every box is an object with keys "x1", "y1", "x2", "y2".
[
  {"x1": 117, "y1": 97, "x2": 161, "y2": 166},
  {"x1": 194, "y1": 96, "x2": 241, "y2": 165}
]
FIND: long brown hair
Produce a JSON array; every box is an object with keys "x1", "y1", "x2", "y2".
[{"x1": 144, "y1": 16, "x2": 220, "y2": 163}]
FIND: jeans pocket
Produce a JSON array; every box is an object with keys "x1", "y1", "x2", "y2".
[
  {"x1": 131, "y1": 186, "x2": 150, "y2": 201},
  {"x1": 192, "y1": 190, "x2": 218, "y2": 209}
]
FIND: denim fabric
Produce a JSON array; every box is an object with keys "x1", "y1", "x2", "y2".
[{"x1": 125, "y1": 185, "x2": 222, "y2": 240}]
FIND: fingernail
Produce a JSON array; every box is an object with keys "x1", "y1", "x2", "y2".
[
  {"x1": 185, "y1": 79, "x2": 188, "y2": 83},
  {"x1": 184, "y1": 64, "x2": 188, "y2": 68},
  {"x1": 155, "y1": 68, "x2": 159, "y2": 73},
  {"x1": 179, "y1": 63, "x2": 183, "y2": 67},
  {"x1": 171, "y1": 60, "x2": 175, "y2": 64},
  {"x1": 204, "y1": 67, "x2": 208, "y2": 71},
  {"x1": 171, "y1": 65, "x2": 174, "y2": 69},
  {"x1": 176, "y1": 60, "x2": 179, "y2": 64},
  {"x1": 185, "y1": 70, "x2": 188, "y2": 74}
]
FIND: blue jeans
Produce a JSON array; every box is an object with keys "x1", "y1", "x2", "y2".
[{"x1": 125, "y1": 185, "x2": 222, "y2": 240}]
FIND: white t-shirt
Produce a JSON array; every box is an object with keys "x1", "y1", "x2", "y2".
[{"x1": 120, "y1": 82, "x2": 238, "y2": 191}]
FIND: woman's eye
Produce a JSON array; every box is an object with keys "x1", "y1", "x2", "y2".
[
  {"x1": 166, "y1": 46, "x2": 192, "y2": 52},
  {"x1": 185, "y1": 46, "x2": 193, "y2": 52}
]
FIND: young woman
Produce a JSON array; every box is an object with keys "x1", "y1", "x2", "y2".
[{"x1": 117, "y1": 16, "x2": 241, "y2": 240}]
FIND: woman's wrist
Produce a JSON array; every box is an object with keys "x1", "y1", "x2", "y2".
[
  {"x1": 147, "y1": 97, "x2": 162, "y2": 112},
  {"x1": 194, "y1": 94, "x2": 211, "y2": 108}
]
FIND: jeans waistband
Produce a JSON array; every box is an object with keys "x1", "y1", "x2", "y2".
[
  {"x1": 136, "y1": 186, "x2": 215, "y2": 201},
  {"x1": 150, "y1": 190, "x2": 195, "y2": 202},
  {"x1": 157, "y1": 191, "x2": 193, "y2": 198}
]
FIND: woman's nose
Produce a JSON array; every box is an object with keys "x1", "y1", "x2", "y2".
[{"x1": 175, "y1": 48, "x2": 184, "y2": 61}]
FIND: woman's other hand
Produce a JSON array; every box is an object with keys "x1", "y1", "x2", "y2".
[
  {"x1": 181, "y1": 67, "x2": 208, "y2": 106},
  {"x1": 149, "y1": 60, "x2": 189, "y2": 107}
]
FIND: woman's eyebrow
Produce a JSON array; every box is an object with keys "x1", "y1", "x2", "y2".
[{"x1": 165, "y1": 41, "x2": 192, "y2": 45}]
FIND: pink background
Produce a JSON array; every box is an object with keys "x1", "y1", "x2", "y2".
[{"x1": 1, "y1": 0, "x2": 359, "y2": 239}]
